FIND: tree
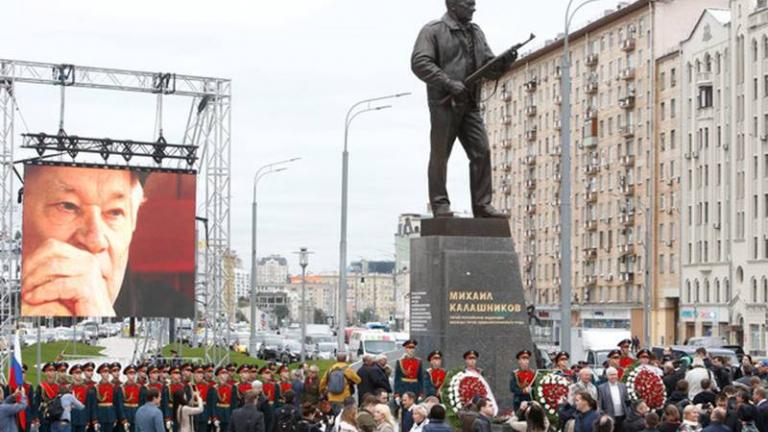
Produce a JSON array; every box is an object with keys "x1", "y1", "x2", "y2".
[
  {"x1": 313, "y1": 308, "x2": 326, "y2": 324},
  {"x1": 273, "y1": 305, "x2": 290, "y2": 327}
]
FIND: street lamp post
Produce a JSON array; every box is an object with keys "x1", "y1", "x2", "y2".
[
  {"x1": 337, "y1": 92, "x2": 410, "y2": 352},
  {"x1": 250, "y1": 158, "x2": 300, "y2": 357},
  {"x1": 296, "y1": 247, "x2": 312, "y2": 362},
  {"x1": 560, "y1": 0, "x2": 603, "y2": 355}
]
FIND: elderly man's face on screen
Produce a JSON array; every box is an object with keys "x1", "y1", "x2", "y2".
[{"x1": 21, "y1": 165, "x2": 144, "y2": 317}]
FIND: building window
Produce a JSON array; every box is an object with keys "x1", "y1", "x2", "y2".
[
  {"x1": 705, "y1": 280, "x2": 710, "y2": 303},
  {"x1": 670, "y1": 253, "x2": 675, "y2": 273},
  {"x1": 698, "y1": 86, "x2": 714, "y2": 108},
  {"x1": 659, "y1": 255, "x2": 665, "y2": 274},
  {"x1": 671, "y1": 99, "x2": 676, "y2": 118},
  {"x1": 670, "y1": 68, "x2": 677, "y2": 87}
]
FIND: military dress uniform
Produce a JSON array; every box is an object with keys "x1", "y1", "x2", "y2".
[
  {"x1": 69, "y1": 365, "x2": 95, "y2": 432},
  {"x1": 192, "y1": 366, "x2": 214, "y2": 432},
  {"x1": 509, "y1": 350, "x2": 536, "y2": 411},
  {"x1": 119, "y1": 366, "x2": 142, "y2": 432},
  {"x1": 35, "y1": 363, "x2": 61, "y2": 432},
  {"x1": 94, "y1": 364, "x2": 121, "y2": 432},
  {"x1": 233, "y1": 366, "x2": 251, "y2": 409},
  {"x1": 258, "y1": 368, "x2": 277, "y2": 432},
  {"x1": 146, "y1": 368, "x2": 170, "y2": 421},
  {"x1": 553, "y1": 352, "x2": 575, "y2": 383},
  {"x1": 394, "y1": 340, "x2": 424, "y2": 396},
  {"x1": 211, "y1": 368, "x2": 234, "y2": 432},
  {"x1": 618, "y1": 339, "x2": 635, "y2": 369},
  {"x1": 424, "y1": 351, "x2": 446, "y2": 398}
]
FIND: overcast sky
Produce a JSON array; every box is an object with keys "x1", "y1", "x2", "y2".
[{"x1": 4, "y1": 0, "x2": 623, "y2": 274}]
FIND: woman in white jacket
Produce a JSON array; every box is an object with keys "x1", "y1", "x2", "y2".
[{"x1": 408, "y1": 405, "x2": 429, "y2": 432}]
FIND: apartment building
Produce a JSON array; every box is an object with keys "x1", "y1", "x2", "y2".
[{"x1": 484, "y1": 0, "x2": 727, "y2": 346}]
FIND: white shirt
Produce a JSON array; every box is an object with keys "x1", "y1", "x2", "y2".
[{"x1": 609, "y1": 382, "x2": 624, "y2": 417}]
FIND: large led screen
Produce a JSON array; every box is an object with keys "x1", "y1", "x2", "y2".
[{"x1": 21, "y1": 164, "x2": 196, "y2": 318}]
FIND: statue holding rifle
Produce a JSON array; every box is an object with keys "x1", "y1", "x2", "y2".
[{"x1": 411, "y1": 0, "x2": 534, "y2": 219}]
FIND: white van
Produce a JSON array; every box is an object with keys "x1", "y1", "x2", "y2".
[{"x1": 349, "y1": 330, "x2": 396, "y2": 360}]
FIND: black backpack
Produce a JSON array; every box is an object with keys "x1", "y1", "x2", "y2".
[
  {"x1": 42, "y1": 395, "x2": 64, "y2": 422},
  {"x1": 275, "y1": 405, "x2": 298, "y2": 432}
]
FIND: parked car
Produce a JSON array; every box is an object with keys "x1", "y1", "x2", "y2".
[
  {"x1": 257, "y1": 336, "x2": 285, "y2": 361},
  {"x1": 278, "y1": 340, "x2": 303, "y2": 364},
  {"x1": 313, "y1": 342, "x2": 337, "y2": 360}
]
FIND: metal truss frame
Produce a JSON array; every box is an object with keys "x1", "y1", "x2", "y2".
[{"x1": 0, "y1": 58, "x2": 232, "y2": 369}]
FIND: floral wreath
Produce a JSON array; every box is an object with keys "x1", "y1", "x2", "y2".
[
  {"x1": 531, "y1": 370, "x2": 571, "y2": 428},
  {"x1": 621, "y1": 362, "x2": 666, "y2": 410},
  {"x1": 440, "y1": 367, "x2": 497, "y2": 428}
]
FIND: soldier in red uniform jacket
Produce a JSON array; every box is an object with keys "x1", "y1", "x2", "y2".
[
  {"x1": 211, "y1": 368, "x2": 234, "y2": 432},
  {"x1": 509, "y1": 350, "x2": 536, "y2": 410},
  {"x1": 83, "y1": 362, "x2": 96, "y2": 389},
  {"x1": 553, "y1": 352, "x2": 574, "y2": 382},
  {"x1": 233, "y1": 366, "x2": 251, "y2": 408},
  {"x1": 94, "y1": 363, "x2": 120, "y2": 432},
  {"x1": 110, "y1": 363, "x2": 122, "y2": 386},
  {"x1": 394, "y1": 340, "x2": 424, "y2": 397},
  {"x1": 35, "y1": 362, "x2": 60, "y2": 432},
  {"x1": 192, "y1": 366, "x2": 213, "y2": 432},
  {"x1": 425, "y1": 350, "x2": 446, "y2": 398},
  {"x1": 69, "y1": 365, "x2": 93, "y2": 432},
  {"x1": 56, "y1": 363, "x2": 70, "y2": 386},
  {"x1": 277, "y1": 366, "x2": 293, "y2": 403},
  {"x1": 145, "y1": 367, "x2": 169, "y2": 426},
  {"x1": 120, "y1": 366, "x2": 142, "y2": 432},
  {"x1": 259, "y1": 367, "x2": 279, "y2": 405}
]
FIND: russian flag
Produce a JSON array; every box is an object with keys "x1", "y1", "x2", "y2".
[{"x1": 9, "y1": 331, "x2": 25, "y2": 430}]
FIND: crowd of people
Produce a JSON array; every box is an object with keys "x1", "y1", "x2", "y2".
[{"x1": 4, "y1": 337, "x2": 768, "y2": 432}]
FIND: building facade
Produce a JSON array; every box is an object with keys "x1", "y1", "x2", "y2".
[
  {"x1": 256, "y1": 255, "x2": 289, "y2": 289},
  {"x1": 485, "y1": 0, "x2": 727, "y2": 347}
]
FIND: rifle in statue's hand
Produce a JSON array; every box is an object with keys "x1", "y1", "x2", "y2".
[{"x1": 440, "y1": 33, "x2": 536, "y2": 105}]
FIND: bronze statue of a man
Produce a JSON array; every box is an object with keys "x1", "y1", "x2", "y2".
[{"x1": 411, "y1": 0, "x2": 516, "y2": 218}]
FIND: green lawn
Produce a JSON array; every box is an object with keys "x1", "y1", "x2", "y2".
[{"x1": 21, "y1": 342, "x2": 105, "y2": 384}]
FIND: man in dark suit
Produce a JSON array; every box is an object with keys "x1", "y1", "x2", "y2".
[
  {"x1": 597, "y1": 367, "x2": 629, "y2": 432},
  {"x1": 753, "y1": 387, "x2": 768, "y2": 432},
  {"x1": 702, "y1": 408, "x2": 732, "y2": 432},
  {"x1": 228, "y1": 390, "x2": 265, "y2": 432}
]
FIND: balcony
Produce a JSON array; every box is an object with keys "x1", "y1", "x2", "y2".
[
  {"x1": 697, "y1": 72, "x2": 712, "y2": 85},
  {"x1": 619, "y1": 95, "x2": 635, "y2": 109},
  {"x1": 502, "y1": 115, "x2": 512, "y2": 125},
  {"x1": 584, "y1": 219, "x2": 598, "y2": 231},
  {"x1": 524, "y1": 155, "x2": 536, "y2": 166},
  {"x1": 585, "y1": 190, "x2": 598, "y2": 203},
  {"x1": 584, "y1": 275, "x2": 598, "y2": 287},
  {"x1": 584, "y1": 247, "x2": 598, "y2": 260},
  {"x1": 620, "y1": 184, "x2": 635, "y2": 195},
  {"x1": 584, "y1": 163, "x2": 599, "y2": 176},
  {"x1": 619, "y1": 212, "x2": 635, "y2": 226},
  {"x1": 620, "y1": 271, "x2": 635, "y2": 283},
  {"x1": 554, "y1": 119, "x2": 562, "y2": 130},
  {"x1": 621, "y1": 37, "x2": 636, "y2": 51},
  {"x1": 618, "y1": 243, "x2": 635, "y2": 256},
  {"x1": 525, "y1": 128, "x2": 538, "y2": 141},
  {"x1": 525, "y1": 105, "x2": 538, "y2": 117},
  {"x1": 620, "y1": 67, "x2": 636, "y2": 80},
  {"x1": 585, "y1": 79, "x2": 599, "y2": 95},
  {"x1": 586, "y1": 107, "x2": 598, "y2": 119},
  {"x1": 619, "y1": 125, "x2": 635, "y2": 138},
  {"x1": 525, "y1": 179, "x2": 536, "y2": 190},
  {"x1": 552, "y1": 224, "x2": 561, "y2": 235},
  {"x1": 526, "y1": 204, "x2": 537, "y2": 214},
  {"x1": 620, "y1": 154, "x2": 636, "y2": 166},
  {"x1": 586, "y1": 53, "x2": 599, "y2": 67},
  {"x1": 524, "y1": 78, "x2": 538, "y2": 93},
  {"x1": 583, "y1": 135, "x2": 597, "y2": 148}
]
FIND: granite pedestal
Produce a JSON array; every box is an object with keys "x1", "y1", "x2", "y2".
[{"x1": 410, "y1": 218, "x2": 535, "y2": 411}]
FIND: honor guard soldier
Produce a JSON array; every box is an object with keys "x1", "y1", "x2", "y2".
[
  {"x1": 277, "y1": 366, "x2": 293, "y2": 403},
  {"x1": 56, "y1": 363, "x2": 70, "y2": 385},
  {"x1": 553, "y1": 352, "x2": 574, "y2": 382},
  {"x1": 603, "y1": 350, "x2": 624, "y2": 381},
  {"x1": 226, "y1": 364, "x2": 237, "y2": 386},
  {"x1": 509, "y1": 350, "x2": 536, "y2": 411},
  {"x1": 204, "y1": 365, "x2": 215, "y2": 385},
  {"x1": 70, "y1": 365, "x2": 95, "y2": 432},
  {"x1": 394, "y1": 340, "x2": 424, "y2": 397},
  {"x1": 211, "y1": 367, "x2": 234, "y2": 432},
  {"x1": 167, "y1": 367, "x2": 186, "y2": 432},
  {"x1": 618, "y1": 339, "x2": 635, "y2": 369},
  {"x1": 424, "y1": 351, "x2": 446, "y2": 398},
  {"x1": 463, "y1": 351, "x2": 482, "y2": 374},
  {"x1": 181, "y1": 365, "x2": 193, "y2": 386},
  {"x1": 233, "y1": 366, "x2": 251, "y2": 408},
  {"x1": 35, "y1": 362, "x2": 60, "y2": 432},
  {"x1": 94, "y1": 363, "x2": 120, "y2": 432},
  {"x1": 83, "y1": 363, "x2": 96, "y2": 389},
  {"x1": 259, "y1": 368, "x2": 279, "y2": 405},
  {"x1": 191, "y1": 366, "x2": 214, "y2": 432},
  {"x1": 136, "y1": 365, "x2": 148, "y2": 386},
  {"x1": 120, "y1": 366, "x2": 142, "y2": 432},
  {"x1": 110, "y1": 363, "x2": 122, "y2": 386},
  {"x1": 146, "y1": 367, "x2": 169, "y2": 426}
]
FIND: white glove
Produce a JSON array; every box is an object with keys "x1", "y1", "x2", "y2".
[
  {"x1": 214, "y1": 420, "x2": 221, "y2": 428},
  {"x1": 165, "y1": 421, "x2": 172, "y2": 431},
  {"x1": 125, "y1": 422, "x2": 130, "y2": 431},
  {"x1": 94, "y1": 424, "x2": 102, "y2": 432}
]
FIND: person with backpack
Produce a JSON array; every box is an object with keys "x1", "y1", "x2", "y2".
[
  {"x1": 274, "y1": 391, "x2": 300, "y2": 432},
  {"x1": 51, "y1": 384, "x2": 86, "y2": 432},
  {"x1": 320, "y1": 355, "x2": 361, "y2": 413}
]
